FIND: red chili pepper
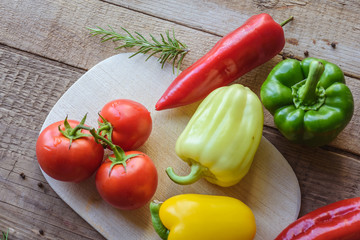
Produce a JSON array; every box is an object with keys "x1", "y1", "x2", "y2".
[
  {"x1": 275, "y1": 197, "x2": 360, "y2": 240},
  {"x1": 155, "y1": 13, "x2": 293, "y2": 111}
]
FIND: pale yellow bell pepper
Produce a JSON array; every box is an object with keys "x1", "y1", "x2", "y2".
[
  {"x1": 150, "y1": 194, "x2": 256, "y2": 240},
  {"x1": 166, "y1": 84, "x2": 264, "y2": 187}
]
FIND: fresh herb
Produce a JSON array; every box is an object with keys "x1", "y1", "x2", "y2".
[
  {"x1": 1, "y1": 229, "x2": 8, "y2": 240},
  {"x1": 87, "y1": 26, "x2": 189, "y2": 73}
]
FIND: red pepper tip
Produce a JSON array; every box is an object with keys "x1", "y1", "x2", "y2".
[{"x1": 155, "y1": 102, "x2": 163, "y2": 111}]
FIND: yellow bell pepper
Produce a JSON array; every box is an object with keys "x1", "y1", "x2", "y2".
[
  {"x1": 150, "y1": 194, "x2": 256, "y2": 240},
  {"x1": 166, "y1": 84, "x2": 263, "y2": 187}
]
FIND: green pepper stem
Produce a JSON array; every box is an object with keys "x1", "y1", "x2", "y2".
[
  {"x1": 149, "y1": 201, "x2": 169, "y2": 240},
  {"x1": 280, "y1": 16, "x2": 294, "y2": 27},
  {"x1": 166, "y1": 162, "x2": 204, "y2": 185},
  {"x1": 299, "y1": 61, "x2": 325, "y2": 105}
]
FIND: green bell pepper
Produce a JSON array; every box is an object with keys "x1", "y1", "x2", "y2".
[{"x1": 260, "y1": 57, "x2": 354, "y2": 147}]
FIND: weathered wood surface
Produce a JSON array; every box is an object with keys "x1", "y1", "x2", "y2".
[
  {"x1": 1, "y1": 0, "x2": 360, "y2": 239},
  {"x1": 38, "y1": 53, "x2": 301, "y2": 240},
  {"x1": 0, "y1": 46, "x2": 104, "y2": 239}
]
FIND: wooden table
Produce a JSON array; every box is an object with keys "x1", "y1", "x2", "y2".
[{"x1": 1, "y1": 1, "x2": 359, "y2": 239}]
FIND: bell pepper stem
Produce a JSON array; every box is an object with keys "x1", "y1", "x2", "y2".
[
  {"x1": 299, "y1": 61, "x2": 325, "y2": 105},
  {"x1": 150, "y1": 201, "x2": 169, "y2": 240},
  {"x1": 166, "y1": 162, "x2": 204, "y2": 185}
]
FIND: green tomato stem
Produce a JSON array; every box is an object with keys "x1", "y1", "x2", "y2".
[
  {"x1": 58, "y1": 114, "x2": 92, "y2": 148},
  {"x1": 97, "y1": 124, "x2": 111, "y2": 133},
  {"x1": 97, "y1": 113, "x2": 113, "y2": 141},
  {"x1": 58, "y1": 114, "x2": 139, "y2": 174},
  {"x1": 68, "y1": 123, "x2": 91, "y2": 136},
  {"x1": 89, "y1": 128, "x2": 139, "y2": 175},
  {"x1": 89, "y1": 129, "x2": 123, "y2": 159}
]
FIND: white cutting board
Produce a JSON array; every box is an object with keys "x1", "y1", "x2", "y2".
[{"x1": 39, "y1": 53, "x2": 301, "y2": 240}]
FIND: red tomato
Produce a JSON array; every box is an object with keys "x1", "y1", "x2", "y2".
[
  {"x1": 99, "y1": 99, "x2": 152, "y2": 151},
  {"x1": 36, "y1": 120, "x2": 104, "y2": 182},
  {"x1": 95, "y1": 151, "x2": 158, "y2": 210}
]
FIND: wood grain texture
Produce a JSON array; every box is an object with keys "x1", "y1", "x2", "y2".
[
  {"x1": 108, "y1": 0, "x2": 360, "y2": 77},
  {"x1": 1, "y1": 0, "x2": 359, "y2": 155},
  {"x1": 0, "y1": 0, "x2": 216, "y2": 70},
  {"x1": 1, "y1": 45, "x2": 359, "y2": 239},
  {"x1": 263, "y1": 129, "x2": 360, "y2": 216},
  {"x1": 1, "y1": 0, "x2": 360, "y2": 239},
  {"x1": 0, "y1": 45, "x2": 104, "y2": 239}
]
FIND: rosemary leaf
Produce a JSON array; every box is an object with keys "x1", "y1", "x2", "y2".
[
  {"x1": 87, "y1": 26, "x2": 189, "y2": 73},
  {"x1": 150, "y1": 34, "x2": 161, "y2": 45},
  {"x1": 1, "y1": 229, "x2": 8, "y2": 240}
]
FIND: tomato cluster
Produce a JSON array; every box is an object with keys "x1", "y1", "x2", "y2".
[{"x1": 36, "y1": 99, "x2": 158, "y2": 210}]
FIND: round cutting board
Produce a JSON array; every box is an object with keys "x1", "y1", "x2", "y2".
[{"x1": 39, "y1": 53, "x2": 301, "y2": 240}]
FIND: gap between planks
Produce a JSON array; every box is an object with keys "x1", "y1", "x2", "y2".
[{"x1": 99, "y1": 0, "x2": 225, "y2": 37}]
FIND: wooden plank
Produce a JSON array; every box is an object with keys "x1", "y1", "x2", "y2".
[
  {"x1": 0, "y1": 185, "x2": 104, "y2": 240},
  {"x1": 1, "y1": 1, "x2": 360, "y2": 238},
  {"x1": 0, "y1": 45, "x2": 84, "y2": 129},
  {"x1": 1, "y1": 44, "x2": 360, "y2": 238},
  {"x1": 0, "y1": 0, "x2": 216, "y2": 71},
  {"x1": 108, "y1": 0, "x2": 360, "y2": 78},
  {"x1": 263, "y1": 128, "x2": 360, "y2": 216},
  {"x1": 0, "y1": 46, "x2": 103, "y2": 239},
  {"x1": 1, "y1": 0, "x2": 359, "y2": 155}
]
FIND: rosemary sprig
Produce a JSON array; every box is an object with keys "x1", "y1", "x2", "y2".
[
  {"x1": 87, "y1": 26, "x2": 189, "y2": 73},
  {"x1": 1, "y1": 229, "x2": 8, "y2": 240}
]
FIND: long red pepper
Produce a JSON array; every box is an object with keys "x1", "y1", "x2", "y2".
[
  {"x1": 155, "y1": 13, "x2": 293, "y2": 110},
  {"x1": 275, "y1": 197, "x2": 360, "y2": 240}
]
